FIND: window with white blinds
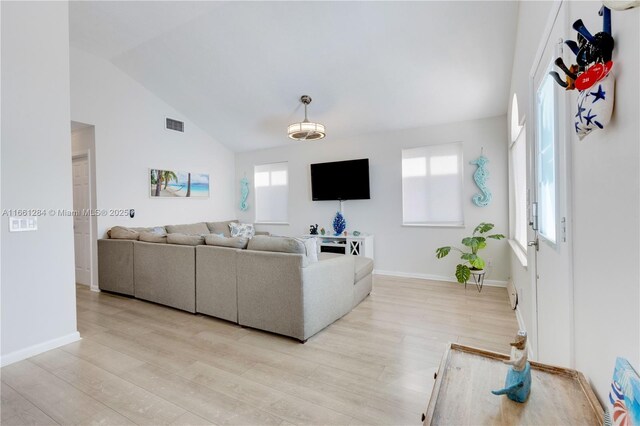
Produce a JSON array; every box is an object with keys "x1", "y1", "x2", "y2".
[
  {"x1": 402, "y1": 142, "x2": 464, "y2": 226},
  {"x1": 254, "y1": 162, "x2": 288, "y2": 223}
]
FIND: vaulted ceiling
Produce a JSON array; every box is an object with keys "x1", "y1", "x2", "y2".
[{"x1": 69, "y1": 1, "x2": 519, "y2": 152}]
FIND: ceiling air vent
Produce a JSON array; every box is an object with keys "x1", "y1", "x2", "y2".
[{"x1": 166, "y1": 118, "x2": 184, "y2": 132}]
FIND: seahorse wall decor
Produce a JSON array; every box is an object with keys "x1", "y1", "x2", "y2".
[
  {"x1": 492, "y1": 331, "x2": 532, "y2": 403},
  {"x1": 549, "y1": 6, "x2": 616, "y2": 140},
  {"x1": 470, "y1": 154, "x2": 492, "y2": 207},
  {"x1": 239, "y1": 177, "x2": 249, "y2": 211}
]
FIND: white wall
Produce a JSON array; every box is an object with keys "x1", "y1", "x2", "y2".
[
  {"x1": 70, "y1": 48, "x2": 236, "y2": 238},
  {"x1": 236, "y1": 116, "x2": 510, "y2": 283},
  {"x1": 1, "y1": 1, "x2": 80, "y2": 365},
  {"x1": 569, "y1": 2, "x2": 640, "y2": 403},
  {"x1": 508, "y1": 0, "x2": 640, "y2": 402}
]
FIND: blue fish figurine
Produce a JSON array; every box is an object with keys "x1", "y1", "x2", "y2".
[{"x1": 492, "y1": 331, "x2": 531, "y2": 403}]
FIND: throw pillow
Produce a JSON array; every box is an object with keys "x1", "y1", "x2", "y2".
[
  {"x1": 229, "y1": 222, "x2": 255, "y2": 239},
  {"x1": 167, "y1": 233, "x2": 205, "y2": 246},
  {"x1": 109, "y1": 226, "x2": 140, "y2": 240},
  {"x1": 294, "y1": 237, "x2": 319, "y2": 263},
  {"x1": 151, "y1": 226, "x2": 167, "y2": 234},
  {"x1": 204, "y1": 234, "x2": 249, "y2": 249},
  {"x1": 139, "y1": 231, "x2": 167, "y2": 244},
  {"x1": 304, "y1": 237, "x2": 319, "y2": 263}
]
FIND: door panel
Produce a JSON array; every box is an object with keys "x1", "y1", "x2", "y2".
[
  {"x1": 531, "y1": 2, "x2": 573, "y2": 368},
  {"x1": 73, "y1": 156, "x2": 91, "y2": 285}
]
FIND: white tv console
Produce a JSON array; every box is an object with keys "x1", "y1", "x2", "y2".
[{"x1": 303, "y1": 234, "x2": 374, "y2": 260}]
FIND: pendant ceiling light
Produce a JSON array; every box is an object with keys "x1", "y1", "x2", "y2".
[{"x1": 287, "y1": 95, "x2": 325, "y2": 141}]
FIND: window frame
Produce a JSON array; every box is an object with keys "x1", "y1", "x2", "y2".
[{"x1": 509, "y1": 123, "x2": 528, "y2": 253}]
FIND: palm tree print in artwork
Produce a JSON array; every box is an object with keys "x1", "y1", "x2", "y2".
[
  {"x1": 149, "y1": 169, "x2": 209, "y2": 198},
  {"x1": 163, "y1": 170, "x2": 178, "y2": 190},
  {"x1": 154, "y1": 169, "x2": 163, "y2": 196}
]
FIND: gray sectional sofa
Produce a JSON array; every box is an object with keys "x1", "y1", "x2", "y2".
[{"x1": 97, "y1": 220, "x2": 373, "y2": 342}]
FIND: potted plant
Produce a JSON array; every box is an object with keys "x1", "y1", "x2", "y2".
[{"x1": 435, "y1": 222, "x2": 505, "y2": 284}]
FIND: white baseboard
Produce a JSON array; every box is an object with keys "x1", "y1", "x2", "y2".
[
  {"x1": 373, "y1": 269, "x2": 508, "y2": 288},
  {"x1": 0, "y1": 332, "x2": 81, "y2": 367}
]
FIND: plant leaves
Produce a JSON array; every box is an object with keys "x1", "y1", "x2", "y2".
[
  {"x1": 470, "y1": 257, "x2": 486, "y2": 270},
  {"x1": 487, "y1": 234, "x2": 506, "y2": 240},
  {"x1": 455, "y1": 264, "x2": 471, "y2": 284},
  {"x1": 436, "y1": 246, "x2": 451, "y2": 259},
  {"x1": 461, "y1": 253, "x2": 476, "y2": 261},
  {"x1": 474, "y1": 223, "x2": 494, "y2": 235}
]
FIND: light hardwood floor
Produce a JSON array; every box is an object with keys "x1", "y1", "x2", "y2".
[{"x1": 1, "y1": 276, "x2": 518, "y2": 425}]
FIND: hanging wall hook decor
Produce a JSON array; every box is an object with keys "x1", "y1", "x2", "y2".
[
  {"x1": 470, "y1": 148, "x2": 492, "y2": 207},
  {"x1": 550, "y1": 6, "x2": 616, "y2": 140}
]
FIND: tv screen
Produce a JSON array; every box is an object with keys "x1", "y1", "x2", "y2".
[{"x1": 310, "y1": 158, "x2": 370, "y2": 201}]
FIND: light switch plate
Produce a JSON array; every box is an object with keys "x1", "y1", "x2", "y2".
[{"x1": 9, "y1": 217, "x2": 38, "y2": 232}]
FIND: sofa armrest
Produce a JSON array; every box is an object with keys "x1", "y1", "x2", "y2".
[
  {"x1": 98, "y1": 239, "x2": 134, "y2": 295},
  {"x1": 301, "y1": 255, "x2": 356, "y2": 340},
  {"x1": 237, "y1": 250, "x2": 306, "y2": 339}
]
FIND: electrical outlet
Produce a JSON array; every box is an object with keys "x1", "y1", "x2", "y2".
[{"x1": 486, "y1": 259, "x2": 492, "y2": 267}]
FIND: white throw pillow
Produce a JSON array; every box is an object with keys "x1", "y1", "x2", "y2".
[
  {"x1": 229, "y1": 222, "x2": 255, "y2": 239},
  {"x1": 299, "y1": 237, "x2": 318, "y2": 263}
]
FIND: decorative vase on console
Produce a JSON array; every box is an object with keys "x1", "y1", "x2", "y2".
[{"x1": 333, "y1": 211, "x2": 346, "y2": 236}]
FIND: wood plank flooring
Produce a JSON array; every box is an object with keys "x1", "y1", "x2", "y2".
[{"x1": 1, "y1": 276, "x2": 518, "y2": 425}]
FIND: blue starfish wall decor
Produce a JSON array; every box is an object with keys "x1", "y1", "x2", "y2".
[{"x1": 590, "y1": 84, "x2": 606, "y2": 102}]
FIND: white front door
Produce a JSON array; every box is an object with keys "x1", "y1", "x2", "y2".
[
  {"x1": 530, "y1": 2, "x2": 574, "y2": 367},
  {"x1": 72, "y1": 155, "x2": 91, "y2": 285}
]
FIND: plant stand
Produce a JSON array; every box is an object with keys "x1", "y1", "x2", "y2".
[{"x1": 466, "y1": 269, "x2": 485, "y2": 293}]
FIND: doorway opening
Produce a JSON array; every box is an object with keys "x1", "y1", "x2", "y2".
[{"x1": 71, "y1": 121, "x2": 98, "y2": 291}]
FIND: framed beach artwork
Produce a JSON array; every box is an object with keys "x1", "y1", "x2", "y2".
[
  {"x1": 608, "y1": 357, "x2": 640, "y2": 426},
  {"x1": 149, "y1": 169, "x2": 209, "y2": 198}
]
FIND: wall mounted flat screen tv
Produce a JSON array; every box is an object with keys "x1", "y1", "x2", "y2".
[{"x1": 310, "y1": 158, "x2": 370, "y2": 201}]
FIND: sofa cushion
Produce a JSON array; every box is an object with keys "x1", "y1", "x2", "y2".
[
  {"x1": 354, "y1": 256, "x2": 374, "y2": 282},
  {"x1": 247, "y1": 235, "x2": 305, "y2": 254},
  {"x1": 206, "y1": 220, "x2": 238, "y2": 237},
  {"x1": 110, "y1": 226, "x2": 140, "y2": 240},
  {"x1": 205, "y1": 234, "x2": 249, "y2": 249},
  {"x1": 139, "y1": 231, "x2": 167, "y2": 244},
  {"x1": 165, "y1": 222, "x2": 210, "y2": 235},
  {"x1": 229, "y1": 222, "x2": 255, "y2": 239},
  {"x1": 318, "y1": 253, "x2": 373, "y2": 282},
  {"x1": 167, "y1": 233, "x2": 205, "y2": 246}
]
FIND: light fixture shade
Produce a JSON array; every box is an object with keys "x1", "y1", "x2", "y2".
[
  {"x1": 288, "y1": 95, "x2": 325, "y2": 141},
  {"x1": 287, "y1": 121, "x2": 326, "y2": 140}
]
